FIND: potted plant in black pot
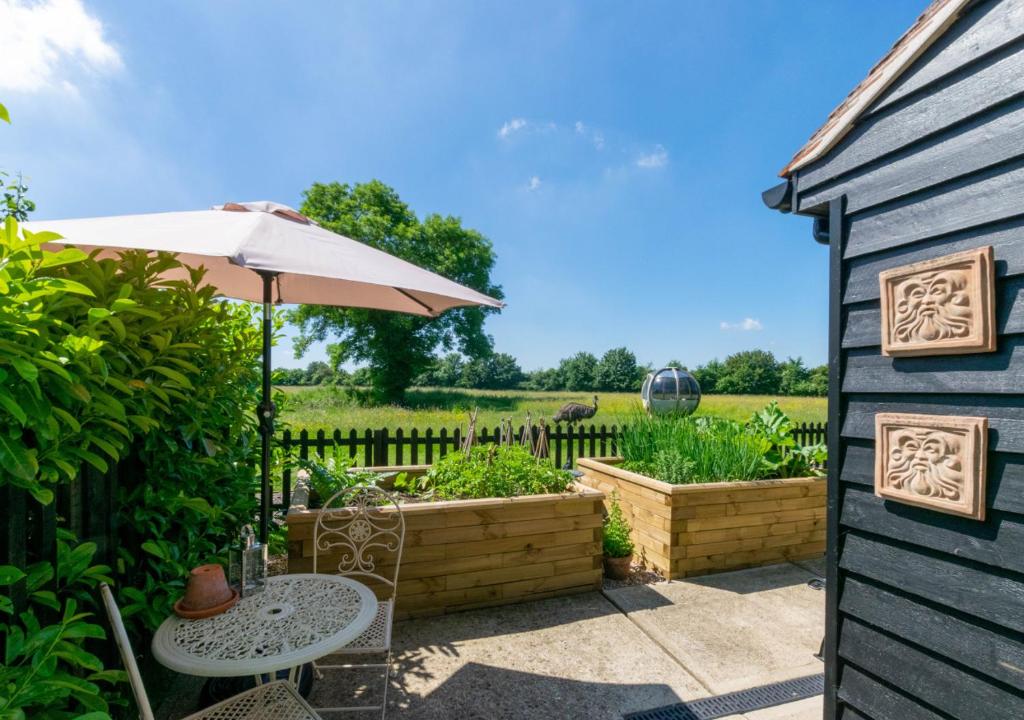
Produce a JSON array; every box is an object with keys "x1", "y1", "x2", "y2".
[{"x1": 602, "y1": 492, "x2": 634, "y2": 580}]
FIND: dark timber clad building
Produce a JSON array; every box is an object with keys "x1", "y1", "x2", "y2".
[{"x1": 765, "y1": 0, "x2": 1024, "y2": 717}]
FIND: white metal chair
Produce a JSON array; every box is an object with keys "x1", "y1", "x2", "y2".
[
  {"x1": 100, "y1": 583, "x2": 322, "y2": 720},
  {"x1": 312, "y1": 484, "x2": 405, "y2": 718}
]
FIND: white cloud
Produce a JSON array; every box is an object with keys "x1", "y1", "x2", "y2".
[
  {"x1": 0, "y1": 0, "x2": 121, "y2": 93},
  {"x1": 574, "y1": 120, "x2": 604, "y2": 150},
  {"x1": 636, "y1": 144, "x2": 668, "y2": 168},
  {"x1": 720, "y1": 318, "x2": 763, "y2": 332},
  {"x1": 498, "y1": 117, "x2": 528, "y2": 139},
  {"x1": 527, "y1": 175, "x2": 541, "y2": 191}
]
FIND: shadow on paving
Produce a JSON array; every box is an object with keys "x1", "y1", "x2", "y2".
[
  {"x1": 392, "y1": 662, "x2": 683, "y2": 720},
  {"x1": 308, "y1": 592, "x2": 705, "y2": 719},
  {"x1": 678, "y1": 564, "x2": 818, "y2": 595}
]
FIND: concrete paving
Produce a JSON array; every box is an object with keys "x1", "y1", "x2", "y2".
[
  {"x1": 157, "y1": 560, "x2": 825, "y2": 720},
  {"x1": 309, "y1": 590, "x2": 708, "y2": 719},
  {"x1": 604, "y1": 562, "x2": 826, "y2": 695}
]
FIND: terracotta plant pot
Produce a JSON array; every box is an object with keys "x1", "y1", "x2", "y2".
[
  {"x1": 603, "y1": 554, "x2": 632, "y2": 581},
  {"x1": 174, "y1": 564, "x2": 238, "y2": 619}
]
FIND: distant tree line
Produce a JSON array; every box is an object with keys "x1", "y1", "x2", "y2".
[
  {"x1": 689, "y1": 350, "x2": 827, "y2": 397},
  {"x1": 277, "y1": 347, "x2": 827, "y2": 397}
]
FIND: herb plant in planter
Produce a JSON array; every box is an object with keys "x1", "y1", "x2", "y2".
[
  {"x1": 425, "y1": 444, "x2": 573, "y2": 500},
  {"x1": 298, "y1": 454, "x2": 385, "y2": 508},
  {"x1": 602, "y1": 492, "x2": 634, "y2": 580}
]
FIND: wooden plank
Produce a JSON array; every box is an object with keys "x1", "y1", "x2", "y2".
[
  {"x1": 442, "y1": 503, "x2": 558, "y2": 528},
  {"x1": 444, "y1": 529, "x2": 595, "y2": 559},
  {"x1": 843, "y1": 338, "x2": 1024, "y2": 394},
  {"x1": 395, "y1": 553, "x2": 504, "y2": 580},
  {"x1": 446, "y1": 561, "x2": 554, "y2": 591},
  {"x1": 802, "y1": 98, "x2": 1024, "y2": 214},
  {"x1": 838, "y1": 665, "x2": 949, "y2": 720},
  {"x1": 841, "y1": 577, "x2": 1024, "y2": 690},
  {"x1": 841, "y1": 437, "x2": 1024, "y2": 515},
  {"x1": 799, "y1": 39, "x2": 1024, "y2": 190},
  {"x1": 842, "y1": 393, "x2": 1024, "y2": 455},
  {"x1": 844, "y1": 215, "x2": 1024, "y2": 304},
  {"x1": 837, "y1": 707, "x2": 872, "y2": 720},
  {"x1": 839, "y1": 532, "x2": 1024, "y2": 633},
  {"x1": 673, "y1": 483, "x2": 825, "y2": 507},
  {"x1": 500, "y1": 541, "x2": 601, "y2": 567},
  {"x1": 841, "y1": 486, "x2": 1024, "y2": 574},
  {"x1": 681, "y1": 507, "x2": 826, "y2": 533},
  {"x1": 396, "y1": 585, "x2": 501, "y2": 612},
  {"x1": 871, "y1": 0, "x2": 1024, "y2": 114},
  {"x1": 500, "y1": 568, "x2": 603, "y2": 598},
  {"x1": 839, "y1": 617, "x2": 1024, "y2": 718},
  {"x1": 843, "y1": 275, "x2": 1024, "y2": 348},
  {"x1": 408, "y1": 513, "x2": 602, "y2": 547},
  {"x1": 845, "y1": 158, "x2": 1024, "y2": 259}
]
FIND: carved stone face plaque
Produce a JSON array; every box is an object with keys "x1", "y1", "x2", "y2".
[
  {"x1": 879, "y1": 246, "x2": 995, "y2": 357},
  {"x1": 875, "y1": 413, "x2": 987, "y2": 520}
]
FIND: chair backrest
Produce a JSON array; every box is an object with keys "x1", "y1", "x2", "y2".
[
  {"x1": 313, "y1": 484, "x2": 405, "y2": 601},
  {"x1": 99, "y1": 583, "x2": 155, "y2": 720}
]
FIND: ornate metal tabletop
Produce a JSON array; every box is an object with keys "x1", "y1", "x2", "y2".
[{"x1": 151, "y1": 574, "x2": 378, "y2": 677}]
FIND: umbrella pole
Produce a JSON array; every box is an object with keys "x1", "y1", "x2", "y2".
[{"x1": 258, "y1": 272, "x2": 276, "y2": 544}]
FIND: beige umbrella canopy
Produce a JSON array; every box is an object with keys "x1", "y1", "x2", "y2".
[
  {"x1": 25, "y1": 201, "x2": 504, "y2": 540},
  {"x1": 26, "y1": 201, "x2": 502, "y2": 315}
]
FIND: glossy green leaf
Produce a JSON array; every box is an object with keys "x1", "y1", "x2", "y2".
[{"x1": 0, "y1": 433, "x2": 37, "y2": 482}]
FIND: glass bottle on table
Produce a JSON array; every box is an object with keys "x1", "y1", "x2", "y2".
[{"x1": 230, "y1": 524, "x2": 267, "y2": 598}]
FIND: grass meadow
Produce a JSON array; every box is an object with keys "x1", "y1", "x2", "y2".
[{"x1": 277, "y1": 386, "x2": 827, "y2": 433}]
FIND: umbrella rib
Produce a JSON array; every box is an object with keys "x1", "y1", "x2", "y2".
[{"x1": 395, "y1": 288, "x2": 437, "y2": 316}]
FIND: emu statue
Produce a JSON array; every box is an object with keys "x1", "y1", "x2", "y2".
[{"x1": 553, "y1": 395, "x2": 598, "y2": 425}]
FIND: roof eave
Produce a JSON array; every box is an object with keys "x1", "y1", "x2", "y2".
[{"x1": 779, "y1": 0, "x2": 970, "y2": 178}]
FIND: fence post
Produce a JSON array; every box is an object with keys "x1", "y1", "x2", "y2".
[
  {"x1": 281, "y1": 429, "x2": 292, "y2": 509},
  {"x1": 363, "y1": 429, "x2": 373, "y2": 466},
  {"x1": 1, "y1": 485, "x2": 28, "y2": 616},
  {"x1": 395, "y1": 428, "x2": 404, "y2": 466},
  {"x1": 373, "y1": 429, "x2": 387, "y2": 467}
]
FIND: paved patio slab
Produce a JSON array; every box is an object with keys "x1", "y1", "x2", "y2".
[
  {"x1": 158, "y1": 560, "x2": 824, "y2": 719},
  {"x1": 604, "y1": 562, "x2": 825, "y2": 696},
  {"x1": 310, "y1": 591, "x2": 708, "y2": 719}
]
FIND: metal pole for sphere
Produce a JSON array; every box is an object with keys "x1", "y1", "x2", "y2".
[{"x1": 258, "y1": 273, "x2": 275, "y2": 544}]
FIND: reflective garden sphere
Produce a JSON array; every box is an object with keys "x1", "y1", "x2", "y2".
[{"x1": 641, "y1": 367, "x2": 701, "y2": 415}]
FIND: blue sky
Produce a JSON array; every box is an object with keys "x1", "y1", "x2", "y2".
[{"x1": 0, "y1": 0, "x2": 925, "y2": 370}]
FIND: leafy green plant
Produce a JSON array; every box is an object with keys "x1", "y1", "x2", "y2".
[
  {"x1": 602, "y1": 493, "x2": 634, "y2": 558},
  {"x1": 425, "y1": 444, "x2": 572, "y2": 499},
  {"x1": 618, "y1": 402, "x2": 826, "y2": 484},
  {"x1": 747, "y1": 401, "x2": 826, "y2": 478},
  {"x1": 619, "y1": 409, "x2": 770, "y2": 484},
  {"x1": 0, "y1": 537, "x2": 122, "y2": 719},
  {"x1": 0, "y1": 213, "x2": 265, "y2": 715},
  {"x1": 296, "y1": 450, "x2": 385, "y2": 508}
]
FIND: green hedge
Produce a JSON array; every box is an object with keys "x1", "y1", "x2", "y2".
[{"x1": 0, "y1": 219, "x2": 263, "y2": 718}]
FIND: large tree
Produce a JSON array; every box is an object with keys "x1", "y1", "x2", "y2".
[
  {"x1": 715, "y1": 349, "x2": 782, "y2": 395},
  {"x1": 558, "y1": 352, "x2": 599, "y2": 391},
  {"x1": 595, "y1": 347, "x2": 643, "y2": 392},
  {"x1": 289, "y1": 181, "x2": 503, "y2": 403}
]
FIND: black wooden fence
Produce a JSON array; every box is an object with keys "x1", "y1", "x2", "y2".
[
  {"x1": 0, "y1": 461, "x2": 128, "y2": 619},
  {"x1": 275, "y1": 422, "x2": 828, "y2": 510}
]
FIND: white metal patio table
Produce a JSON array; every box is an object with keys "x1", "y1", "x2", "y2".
[{"x1": 152, "y1": 574, "x2": 378, "y2": 684}]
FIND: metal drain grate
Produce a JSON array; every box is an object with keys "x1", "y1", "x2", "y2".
[{"x1": 624, "y1": 674, "x2": 824, "y2": 720}]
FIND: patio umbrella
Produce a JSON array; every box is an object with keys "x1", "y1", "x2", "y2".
[{"x1": 25, "y1": 201, "x2": 504, "y2": 541}]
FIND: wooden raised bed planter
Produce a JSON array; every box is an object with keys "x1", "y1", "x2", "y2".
[
  {"x1": 576, "y1": 457, "x2": 825, "y2": 579},
  {"x1": 286, "y1": 466, "x2": 605, "y2": 620}
]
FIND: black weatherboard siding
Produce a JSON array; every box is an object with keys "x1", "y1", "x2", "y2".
[{"x1": 776, "y1": 1, "x2": 1024, "y2": 718}]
